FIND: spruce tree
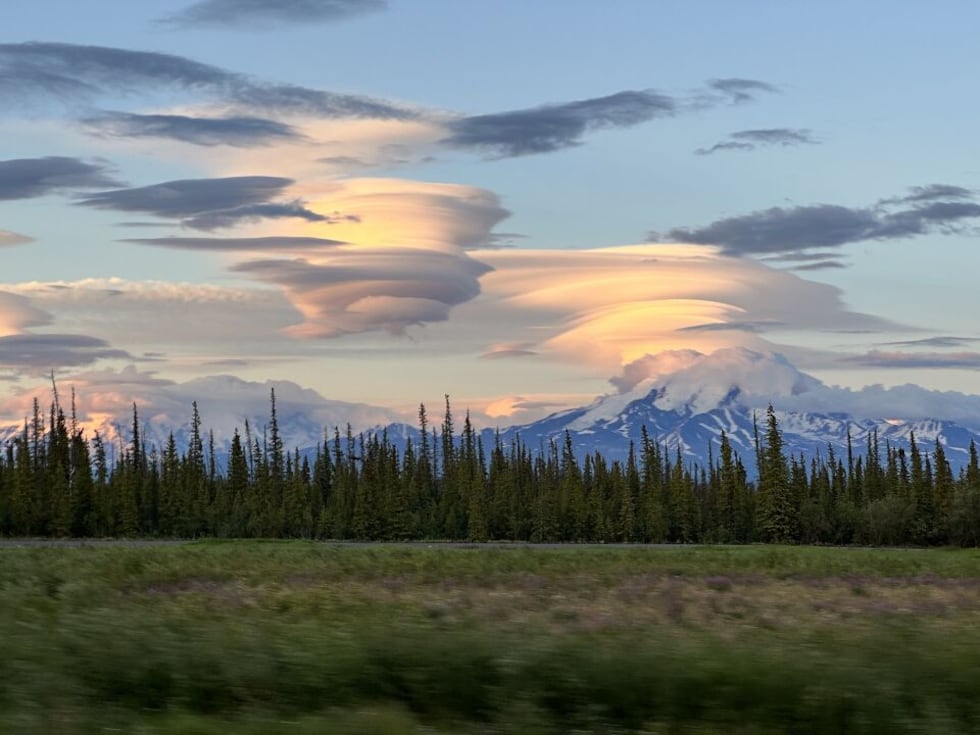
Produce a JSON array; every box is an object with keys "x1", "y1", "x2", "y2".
[{"x1": 757, "y1": 404, "x2": 797, "y2": 542}]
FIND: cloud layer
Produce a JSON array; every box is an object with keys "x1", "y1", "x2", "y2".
[
  {"x1": 468, "y1": 244, "x2": 893, "y2": 378},
  {"x1": 159, "y1": 0, "x2": 387, "y2": 30},
  {"x1": 76, "y1": 175, "x2": 342, "y2": 230},
  {"x1": 659, "y1": 185, "x2": 980, "y2": 257},
  {"x1": 0, "y1": 42, "x2": 413, "y2": 120},
  {"x1": 707, "y1": 78, "x2": 779, "y2": 104},
  {"x1": 0, "y1": 157, "x2": 121, "y2": 200},
  {"x1": 81, "y1": 111, "x2": 304, "y2": 147},
  {"x1": 0, "y1": 334, "x2": 130, "y2": 372},
  {"x1": 696, "y1": 128, "x2": 818, "y2": 155},
  {"x1": 444, "y1": 90, "x2": 676, "y2": 157}
]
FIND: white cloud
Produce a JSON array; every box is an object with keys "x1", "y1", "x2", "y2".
[{"x1": 0, "y1": 365, "x2": 405, "y2": 447}]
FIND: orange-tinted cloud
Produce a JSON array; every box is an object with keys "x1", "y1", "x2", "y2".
[{"x1": 465, "y1": 243, "x2": 894, "y2": 377}]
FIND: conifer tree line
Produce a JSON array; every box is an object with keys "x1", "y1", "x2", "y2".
[{"x1": 2, "y1": 388, "x2": 980, "y2": 545}]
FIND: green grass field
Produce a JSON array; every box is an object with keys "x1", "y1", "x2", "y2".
[{"x1": 3, "y1": 542, "x2": 980, "y2": 733}]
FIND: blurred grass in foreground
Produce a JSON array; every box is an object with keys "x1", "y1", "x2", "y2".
[{"x1": 3, "y1": 542, "x2": 980, "y2": 733}]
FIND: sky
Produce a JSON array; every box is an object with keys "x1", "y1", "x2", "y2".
[{"x1": 2, "y1": 0, "x2": 980, "y2": 430}]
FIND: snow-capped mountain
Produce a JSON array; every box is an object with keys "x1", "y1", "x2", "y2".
[
  {"x1": 3, "y1": 349, "x2": 979, "y2": 473},
  {"x1": 494, "y1": 348, "x2": 980, "y2": 471}
]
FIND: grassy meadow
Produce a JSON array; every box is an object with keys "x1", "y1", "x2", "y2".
[{"x1": 3, "y1": 542, "x2": 980, "y2": 733}]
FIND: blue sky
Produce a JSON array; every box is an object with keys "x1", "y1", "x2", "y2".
[{"x1": 2, "y1": 0, "x2": 980, "y2": 427}]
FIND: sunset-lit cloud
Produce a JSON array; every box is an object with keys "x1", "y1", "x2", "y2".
[
  {"x1": 0, "y1": 291, "x2": 52, "y2": 336},
  {"x1": 469, "y1": 244, "x2": 891, "y2": 379},
  {"x1": 483, "y1": 394, "x2": 583, "y2": 420}
]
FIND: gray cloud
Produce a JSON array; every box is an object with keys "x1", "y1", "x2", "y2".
[
  {"x1": 0, "y1": 156, "x2": 121, "y2": 200},
  {"x1": 873, "y1": 200, "x2": 980, "y2": 238},
  {"x1": 708, "y1": 78, "x2": 779, "y2": 104},
  {"x1": 478, "y1": 349, "x2": 538, "y2": 360},
  {"x1": 181, "y1": 202, "x2": 354, "y2": 230},
  {"x1": 879, "y1": 336, "x2": 980, "y2": 349},
  {"x1": 842, "y1": 350, "x2": 980, "y2": 369},
  {"x1": 0, "y1": 333, "x2": 130, "y2": 370},
  {"x1": 160, "y1": 0, "x2": 386, "y2": 29},
  {"x1": 122, "y1": 235, "x2": 346, "y2": 251},
  {"x1": 695, "y1": 141, "x2": 754, "y2": 154},
  {"x1": 0, "y1": 229, "x2": 34, "y2": 246},
  {"x1": 664, "y1": 204, "x2": 880, "y2": 254},
  {"x1": 0, "y1": 42, "x2": 412, "y2": 120},
  {"x1": 77, "y1": 176, "x2": 348, "y2": 230},
  {"x1": 443, "y1": 90, "x2": 675, "y2": 157},
  {"x1": 229, "y1": 81, "x2": 415, "y2": 120},
  {"x1": 759, "y1": 251, "x2": 845, "y2": 263},
  {"x1": 696, "y1": 128, "x2": 817, "y2": 155},
  {"x1": 76, "y1": 175, "x2": 293, "y2": 218},
  {"x1": 114, "y1": 221, "x2": 182, "y2": 228},
  {"x1": 677, "y1": 320, "x2": 783, "y2": 333},
  {"x1": 791, "y1": 260, "x2": 848, "y2": 271},
  {"x1": 81, "y1": 111, "x2": 303, "y2": 147},
  {"x1": 659, "y1": 184, "x2": 980, "y2": 256},
  {"x1": 0, "y1": 42, "x2": 230, "y2": 99},
  {"x1": 884, "y1": 184, "x2": 974, "y2": 204}
]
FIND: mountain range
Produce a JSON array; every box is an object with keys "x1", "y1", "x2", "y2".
[{"x1": 3, "y1": 348, "x2": 979, "y2": 473}]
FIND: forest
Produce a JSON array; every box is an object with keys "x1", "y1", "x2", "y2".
[{"x1": 2, "y1": 387, "x2": 980, "y2": 546}]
